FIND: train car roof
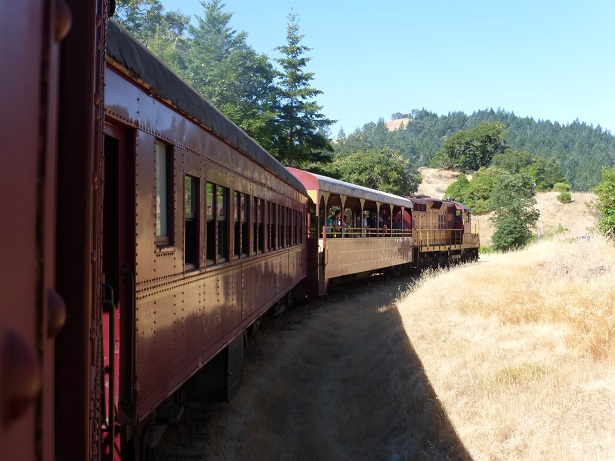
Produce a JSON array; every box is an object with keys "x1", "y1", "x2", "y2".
[
  {"x1": 105, "y1": 20, "x2": 307, "y2": 196},
  {"x1": 287, "y1": 168, "x2": 413, "y2": 208},
  {"x1": 451, "y1": 201, "x2": 473, "y2": 213}
]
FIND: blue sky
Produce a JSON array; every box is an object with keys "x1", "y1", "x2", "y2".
[{"x1": 160, "y1": 0, "x2": 615, "y2": 136}]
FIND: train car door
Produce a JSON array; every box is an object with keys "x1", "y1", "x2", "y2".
[
  {"x1": 453, "y1": 204, "x2": 464, "y2": 244},
  {"x1": 0, "y1": 1, "x2": 69, "y2": 460},
  {"x1": 54, "y1": 1, "x2": 109, "y2": 460},
  {"x1": 102, "y1": 122, "x2": 136, "y2": 460}
]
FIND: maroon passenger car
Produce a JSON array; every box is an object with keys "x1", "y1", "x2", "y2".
[
  {"x1": 3, "y1": 5, "x2": 308, "y2": 459},
  {"x1": 89, "y1": 20, "x2": 308, "y2": 459}
]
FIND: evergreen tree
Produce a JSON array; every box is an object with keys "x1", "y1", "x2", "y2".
[
  {"x1": 490, "y1": 174, "x2": 539, "y2": 251},
  {"x1": 185, "y1": 1, "x2": 278, "y2": 150},
  {"x1": 114, "y1": 0, "x2": 190, "y2": 73},
  {"x1": 493, "y1": 151, "x2": 567, "y2": 191},
  {"x1": 272, "y1": 12, "x2": 334, "y2": 166}
]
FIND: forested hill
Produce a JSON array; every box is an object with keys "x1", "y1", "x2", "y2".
[{"x1": 335, "y1": 109, "x2": 615, "y2": 191}]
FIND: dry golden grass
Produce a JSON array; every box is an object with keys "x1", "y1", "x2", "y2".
[
  {"x1": 398, "y1": 236, "x2": 615, "y2": 460},
  {"x1": 158, "y1": 170, "x2": 611, "y2": 461},
  {"x1": 160, "y1": 238, "x2": 615, "y2": 460}
]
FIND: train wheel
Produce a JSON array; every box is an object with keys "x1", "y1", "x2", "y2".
[
  {"x1": 121, "y1": 417, "x2": 160, "y2": 461},
  {"x1": 384, "y1": 265, "x2": 401, "y2": 279}
]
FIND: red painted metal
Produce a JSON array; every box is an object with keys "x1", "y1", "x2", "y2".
[
  {"x1": 55, "y1": 1, "x2": 108, "y2": 460},
  {"x1": 0, "y1": 1, "x2": 70, "y2": 460},
  {"x1": 0, "y1": 0, "x2": 68, "y2": 461}
]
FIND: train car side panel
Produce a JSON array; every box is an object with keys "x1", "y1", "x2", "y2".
[
  {"x1": 0, "y1": 1, "x2": 68, "y2": 460},
  {"x1": 55, "y1": 1, "x2": 109, "y2": 460},
  {"x1": 324, "y1": 237, "x2": 413, "y2": 280},
  {"x1": 105, "y1": 34, "x2": 309, "y2": 430}
]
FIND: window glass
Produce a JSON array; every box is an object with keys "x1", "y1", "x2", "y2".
[
  {"x1": 184, "y1": 175, "x2": 198, "y2": 267},
  {"x1": 217, "y1": 186, "x2": 227, "y2": 219},
  {"x1": 206, "y1": 182, "x2": 215, "y2": 263},
  {"x1": 268, "y1": 202, "x2": 275, "y2": 250},
  {"x1": 241, "y1": 194, "x2": 249, "y2": 255},
  {"x1": 278, "y1": 205, "x2": 284, "y2": 248},
  {"x1": 185, "y1": 176, "x2": 195, "y2": 217},
  {"x1": 253, "y1": 197, "x2": 260, "y2": 254},
  {"x1": 206, "y1": 183, "x2": 214, "y2": 219},
  {"x1": 234, "y1": 191, "x2": 240, "y2": 259},
  {"x1": 217, "y1": 185, "x2": 228, "y2": 260},
  {"x1": 155, "y1": 140, "x2": 170, "y2": 240},
  {"x1": 240, "y1": 194, "x2": 247, "y2": 222}
]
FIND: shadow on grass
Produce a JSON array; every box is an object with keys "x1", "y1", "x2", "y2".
[{"x1": 158, "y1": 275, "x2": 473, "y2": 460}]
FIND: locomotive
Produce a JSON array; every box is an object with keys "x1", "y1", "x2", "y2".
[{"x1": 1, "y1": 5, "x2": 478, "y2": 461}]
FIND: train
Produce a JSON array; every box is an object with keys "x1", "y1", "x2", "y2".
[{"x1": 0, "y1": 5, "x2": 479, "y2": 461}]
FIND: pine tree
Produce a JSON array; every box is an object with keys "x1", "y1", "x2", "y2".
[
  {"x1": 114, "y1": 0, "x2": 190, "y2": 74},
  {"x1": 272, "y1": 12, "x2": 334, "y2": 166},
  {"x1": 185, "y1": 1, "x2": 278, "y2": 150}
]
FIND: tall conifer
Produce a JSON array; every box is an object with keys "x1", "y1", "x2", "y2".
[{"x1": 272, "y1": 12, "x2": 334, "y2": 166}]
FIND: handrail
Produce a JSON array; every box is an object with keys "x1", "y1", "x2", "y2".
[{"x1": 324, "y1": 226, "x2": 412, "y2": 238}]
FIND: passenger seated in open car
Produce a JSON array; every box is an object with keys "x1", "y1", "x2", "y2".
[
  {"x1": 392, "y1": 209, "x2": 412, "y2": 234},
  {"x1": 365, "y1": 212, "x2": 376, "y2": 236},
  {"x1": 326, "y1": 210, "x2": 346, "y2": 237},
  {"x1": 379, "y1": 216, "x2": 388, "y2": 236}
]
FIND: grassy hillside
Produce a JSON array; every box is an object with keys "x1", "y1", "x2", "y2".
[
  {"x1": 397, "y1": 235, "x2": 615, "y2": 459},
  {"x1": 416, "y1": 167, "x2": 598, "y2": 245}
]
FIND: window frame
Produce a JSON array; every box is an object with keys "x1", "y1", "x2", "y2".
[
  {"x1": 155, "y1": 140, "x2": 173, "y2": 247},
  {"x1": 184, "y1": 174, "x2": 199, "y2": 269},
  {"x1": 205, "y1": 182, "x2": 229, "y2": 265}
]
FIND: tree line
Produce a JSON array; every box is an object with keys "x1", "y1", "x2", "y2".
[
  {"x1": 114, "y1": 0, "x2": 334, "y2": 167},
  {"x1": 114, "y1": 0, "x2": 615, "y2": 248},
  {"x1": 337, "y1": 109, "x2": 615, "y2": 192}
]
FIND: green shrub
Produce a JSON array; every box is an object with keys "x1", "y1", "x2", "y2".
[
  {"x1": 557, "y1": 191, "x2": 572, "y2": 204},
  {"x1": 553, "y1": 182, "x2": 570, "y2": 193},
  {"x1": 594, "y1": 167, "x2": 615, "y2": 238}
]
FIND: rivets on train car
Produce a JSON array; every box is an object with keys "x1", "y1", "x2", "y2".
[
  {"x1": 0, "y1": 329, "x2": 42, "y2": 425},
  {"x1": 54, "y1": 0, "x2": 72, "y2": 42},
  {"x1": 91, "y1": 249, "x2": 97, "y2": 262},
  {"x1": 47, "y1": 288, "x2": 67, "y2": 338}
]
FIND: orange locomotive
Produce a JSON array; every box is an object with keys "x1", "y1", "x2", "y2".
[{"x1": 409, "y1": 195, "x2": 480, "y2": 267}]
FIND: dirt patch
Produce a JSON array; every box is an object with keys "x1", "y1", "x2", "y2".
[{"x1": 385, "y1": 118, "x2": 411, "y2": 131}]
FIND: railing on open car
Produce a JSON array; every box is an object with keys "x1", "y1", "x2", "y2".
[{"x1": 324, "y1": 226, "x2": 412, "y2": 238}]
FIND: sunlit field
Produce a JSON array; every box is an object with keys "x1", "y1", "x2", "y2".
[{"x1": 398, "y1": 235, "x2": 615, "y2": 460}]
